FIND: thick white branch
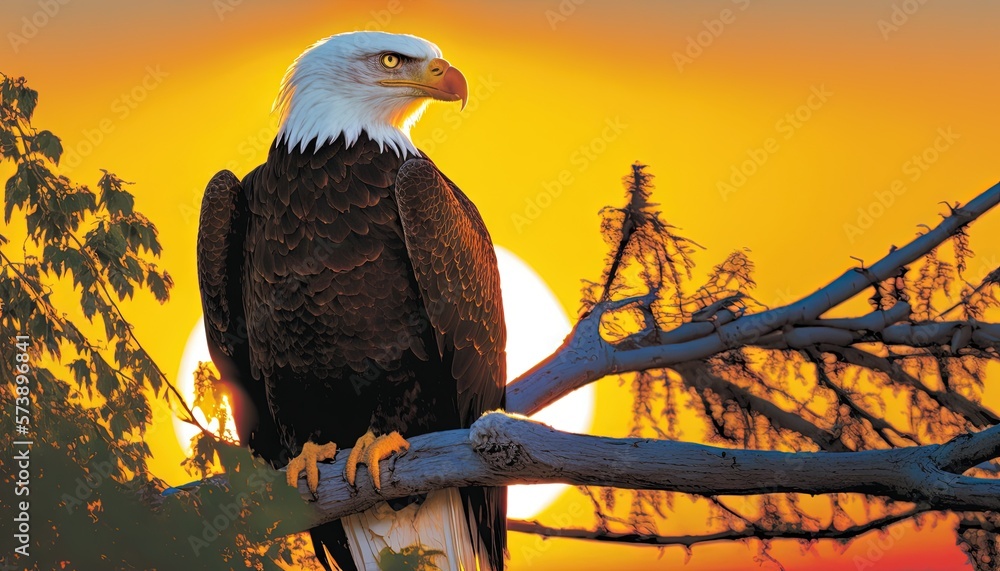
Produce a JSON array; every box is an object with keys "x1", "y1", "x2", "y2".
[{"x1": 289, "y1": 413, "x2": 1000, "y2": 533}]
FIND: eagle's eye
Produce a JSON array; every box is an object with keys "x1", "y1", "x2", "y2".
[{"x1": 379, "y1": 53, "x2": 402, "y2": 69}]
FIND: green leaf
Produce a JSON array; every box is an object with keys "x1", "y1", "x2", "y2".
[
  {"x1": 98, "y1": 171, "x2": 135, "y2": 216},
  {"x1": 17, "y1": 85, "x2": 38, "y2": 121},
  {"x1": 106, "y1": 189, "x2": 134, "y2": 216},
  {"x1": 107, "y1": 266, "x2": 135, "y2": 300},
  {"x1": 106, "y1": 223, "x2": 127, "y2": 258},
  {"x1": 67, "y1": 182, "x2": 98, "y2": 214},
  {"x1": 81, "y1": 289, "x2": 99, "y2": 320},
  {"x1": 4, "y1": 169, "x2": 30, "y2": 223},
  {"x1": 62, "y1": 320, "x2": 86, "y2": 350},
  {"x1": 138, "y1": 353, "x2": 161, "y2": 393},
  {"x1": 146, "y1": 269, "x2": 169, "y2": 303},
  {"x1": 61, "y1": 247, "x2": 86, "y2": 286},
  {"x1": 0, "y1": 76, "x2": 14, "y2": 105},
  {"x1": 43, "y1": 243, "x2": 66, "y2": 276},
  {"x1": 99, "y1": 311, "x2": 118, "y2": 340},
  {"x1": 112, "y1": 339, "x2": 128, "y2": 369},
  {"x1": 29, "y1": 309, "x2": 61, "y2": 360},
  {"x1": 135, "y1": 218, "x2": 162, "y2": 255},
  {"x1": 33, "y1": 130, "x2": 62, "y2": 163},
  {"x1": 122, "y1": 252, "x2": 143, "y2": 280},
  {"x1": 93, "y1": 354, "x2": 117, "y2": 399},
  {"x1": 69, "y1": 358, "x2": 93, "y2": 393},
  {"x1": 0, "y1": 128, "x2": 19, "y2": 160},
  {"x1": 110, "y1": 413, "x2": 131, "y2": 440}
]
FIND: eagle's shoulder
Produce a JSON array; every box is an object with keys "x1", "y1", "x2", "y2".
[{"x1": 398, "y1": 158, "x2": 492, "y2": 242}]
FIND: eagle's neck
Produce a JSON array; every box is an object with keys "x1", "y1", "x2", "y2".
[{"x1": 274, "y1": 76, "x2": 425, "y2": 159}]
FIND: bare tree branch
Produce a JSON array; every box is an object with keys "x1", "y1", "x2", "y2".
[
  {"x1": 806, "y1": 347, "x2": 917, "y2": 446},
  {"x1": 508, "y1": 181, "x2": 1000, "y2": 415},
  {"x1": 285, "y1": 412, "x2": 1000, "y2": 535},
  {"x1": 675, "y1": 362, "x2": 850, "y2": 452},
  {"x1": 507, "y1": 504, "x2": 928, "y2": 547},
  {"x1": 935, "y1": 426, "x2": 1000, "y2": 473},
  {"x1": 827, "y1": 345, "x2": 999, "y2": 427}
]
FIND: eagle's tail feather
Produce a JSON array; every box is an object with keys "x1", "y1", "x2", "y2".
[
  {"x1": 310, "y1": 521, "x2": 357, "y2": 571},
  {"x1": 461, "y1": 485, "x2": 507, "y2": 571},
  {"x1": 338, "y1": 488, "x2": 496, "y2": 571}
]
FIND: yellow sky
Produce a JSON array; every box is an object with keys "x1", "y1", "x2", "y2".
[{"x1": 4, "y1": 0, "x2": 999, "y2": 568}]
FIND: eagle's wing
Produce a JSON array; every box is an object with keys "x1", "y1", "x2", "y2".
[
  {"x1": 394, "y1": 158, "x2": 507, "y2": 423},
  {"x1": 197, "y1": 169, "x2": 281, "y2": 464},
  {"x1": 394, "y1": 158, "x2": 507, "y2": 569}
]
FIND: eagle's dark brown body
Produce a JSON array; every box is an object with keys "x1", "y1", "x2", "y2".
[{"x1": 197, "y1": 133, "x2": 506, "y2": 570}]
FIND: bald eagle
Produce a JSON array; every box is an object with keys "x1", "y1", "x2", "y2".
[{"x1": 197, "y1": 32, "x2": 506, "y2": 571}]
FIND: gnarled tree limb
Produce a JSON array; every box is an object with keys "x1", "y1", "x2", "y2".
[{"x1": 287, "y1": 412, "x2": 1000, "y2": 534}]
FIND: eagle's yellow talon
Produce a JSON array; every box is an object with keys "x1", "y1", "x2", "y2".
[
  {"x1": 345, "y1": 431, "x2": 376, "y2": 487},
  {"x1": 286, "y1": 441, "x2": 338, "y2": 494},
  {"x1": 344, "y1": 430, "x2": 410, "y2": 490}
]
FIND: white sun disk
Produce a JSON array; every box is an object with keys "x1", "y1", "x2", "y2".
[
  {"x1": 493, "y1": 246, "x2": 595, "y2": 519},
  {"x1": 174, "y1": 246, "x2": 594, "y2": 519}
]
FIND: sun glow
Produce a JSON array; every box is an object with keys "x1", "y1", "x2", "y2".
[
  {"x1": 173, "y1": 245, "x2": 594, "y2": 518},
  {"x1": 172, "y1": 323, "x2": 238, "y2": 450}
]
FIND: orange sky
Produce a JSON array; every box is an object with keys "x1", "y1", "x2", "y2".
[{"x1": 4, "y1": 0, "x2": 1000, "y2": 568}]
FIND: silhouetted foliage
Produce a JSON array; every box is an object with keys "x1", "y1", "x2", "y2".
[
  {"x1": 0, "y1": 74, "x2": 312, "y2": 571},
  {"x1": 565, "y1": 161, "x2": 1000, "y2": 569}
]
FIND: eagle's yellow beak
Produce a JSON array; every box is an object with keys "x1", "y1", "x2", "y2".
[{"x1": 380, "y1": 58, "x2": 469, "y2": 110}]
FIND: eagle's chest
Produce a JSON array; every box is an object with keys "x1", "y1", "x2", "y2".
[{"x1": 244, "y1": 144, "x2": 429, "y2": 375}]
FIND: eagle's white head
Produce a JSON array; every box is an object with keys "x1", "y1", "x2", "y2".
[{"x1": 274, "y1": 31, "x2": 468, "y2": 157}]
